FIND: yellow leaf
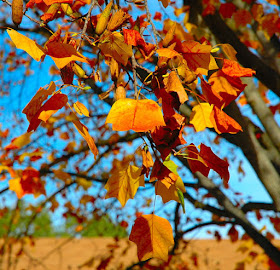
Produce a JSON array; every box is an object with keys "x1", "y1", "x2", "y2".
[
  {"x1": 73, "y1": 101, "x2": 90, "y2": 117},
  {"x1": 189, "y1": 103, "x2": 214, "y2": 132},
  {"x1": 99, "y1": 31, "x2": 133, "y2": 66},
  {"x1": 157, "y1": 48, "x2": 182, "y2": 60},
  {"x1": 7, "y1": 29, "x2": 45, "y2": 61},
  {"x1": 71, "y1": 114, "x2": 98, "y2": 159},
  {"x1": 76, "y1": 177, "x2": 92, "y2": 190},
  {"x1": 53, "y1": 169, "x2": 71, "y2": 184},
  {"x1": 105, "y1": 98, "x2": 165, "y2": 132},
  {"x1": 105, "y1": 165, "x2": 144, "y2": 207},
  {"x1": 9, "y1": 177, "x2": 24, "y2": 198},
  {"x1": 4, "y1": 132, "x2": 32, "y2": 150},
  {"x1": 129, "y1": 214, "x2": 174, "y2": 261}
]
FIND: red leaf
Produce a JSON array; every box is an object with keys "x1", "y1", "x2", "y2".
[
  {"x1": 186, "y1": 143, "x2": 210, "y2": 178},
  {"x1": 210, "y1": 106, "x2": 243, "y2": 134},
  {"x1": 27, "y1": 93, "x2": 68, "y2": 132},
  {"x1": 123, "y1": 29, "x2": 143, "y2": 46},
  {"x1": 200, "y1": 143, "x2": 230, "y2": 183},
  {"x1": 219, "y1": 3, "x2": 236, "y2": 19}
]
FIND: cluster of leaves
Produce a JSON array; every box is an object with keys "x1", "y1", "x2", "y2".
[{"x1": 1, "y1": 0, "x2": 280, "y2": 267}]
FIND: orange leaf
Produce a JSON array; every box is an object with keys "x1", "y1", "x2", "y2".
[
  {"x1": 22, "y1": 81, "x2": 56, "y2": 123},
  {"x1": 129, "y1": 214, "x2": 174, "y2": 261},
  {"x1": 4, "y1": 132, "x2": 32, "y2": 151},
  {"x1": 71, "y1": 114, "x2": 98, "y2": 159},
  {"x1": 73, "y1": 101, "x2": 90, "y2": 117},
  {"x1": 7, "y1": 29, "x2": 45, "y2": 61},
  {"x1": 189, "y1": 103, "x2": 214, "y2": 132},
  {"x1": 99, "y1": 31, "x2": 132, "y2": 66},
  {"x1": 210, "y1": 106, "x2": 243, "y2": 134},
  {"x1": 46, "y1": 41, "x2": 89, "y2": 69},
  {"x1": 178, "y1": 40, "x2": 218, "y2": 75},
  {"x1": 105, "y1": 98, "x2": 165, "y2": 132},
  {"x1": 156, "y1": 48, "x2": 183, "y2": 60},
  {"x1": 104, "y1": 165, "x2": 144, "y2": 207},
  {"x1": 123, "y1": 29, "x2": 143, "y2": 46},
  {"x1": 107, "y1": 9, "x2": 131, "y2": 32},
  {"x1": 222, "y1": 59, "x2": 256, "y2": 77},
  {"x1": 43, "y1": 0, "x2": 72, "y2": 5},
  {"x1": 27, "y1": 93, "x2": 68, "y2": 132},
  {"x1": 164, "y1": 71, "x2": 188, "y2": 104},
  {"x1": 208, "y1": 70, "x2": 246, "y2": 108}
]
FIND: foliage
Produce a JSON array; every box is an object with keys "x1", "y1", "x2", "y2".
[{"x1": 0, "y1": 0, "x2": 280, "y2": 268}]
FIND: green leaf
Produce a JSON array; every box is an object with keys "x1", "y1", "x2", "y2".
[{"x1": 177, "y1": 189, "x2": 186, "y2": 213}]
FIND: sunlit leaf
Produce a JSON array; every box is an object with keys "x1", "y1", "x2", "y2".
[
  {"x1": 73, "y1": 101, "x2": 90, "y2": 117},
  {"x1": 105, "y1": 98, "x2": 165, "y2": 132},
  {"x1": 99, "y1": 31, "x2": 133, "y2": 66},
  {"x1": 4, "y1": 132, "x2": 32, "y2": 151},
  {"x1": 164, "y1": 71, "x2": 188, "y2": 104},
  {"x1": 105, "y1": 165, "x2": 145, "y2": 207},
  {"x1": 71, "y1": 114, "x2": 98, "y2": 159},
  {"x1": 7, "y1": 29, "x2": 45, "y2": 61},
  {"x1": 129, "y1": 214, "x2": 174, "y2": 261},
  {"x1": 210, "y1": 106, "x2": 243, "y2": 134},
  {"x1": 46, "y1": 41, "x2": 89, "y2": 69},
  {"x1": 189, "y1": 103, "x2": 214, "y2": 132}
]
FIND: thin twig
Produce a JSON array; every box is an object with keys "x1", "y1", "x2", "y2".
[
  {"x1": 77, "y1": 0, "x2": 97, "y2": 51},
  {"x1": 131, "y1": 53, "x2": 138, "y2": 98}
]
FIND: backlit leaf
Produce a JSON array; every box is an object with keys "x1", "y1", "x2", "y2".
[
  {"x1": 164, "y1": 71, "x2": 188, "y2": 104},
  {"x1": 46, "y1": 42, "x2": 89, "y2": 69},
  {"x1": 7, "y1": 29, "x2": 45, "y2": 61},
  {"x1": 105, "y1": 165, "x2": 144, "y2": 207},
  {"x1": 27, "y1": 93, "x2": 68, "y2": 132},
  {"x1": 129, "y1": 214, "x2": 174, "y2": 261},
  {"x1": 189, "y1": 103, "x2": 214, "y2": 132},
  {"x1": 99, "y1": 31, "x2": 133, "y2": 66},
  {"x1": 73, "y1": 101, "x2": 90, "y2": 117},
  {"x1": 4, "y1": 132, "x2": 32, "y2": 151},
  {"x1": 9, "y1": 168, "x2": 45, "y2": 199},
  {"x1": 158, "y1": 0, "x2": 170, "y2": 8},
  {"x1": 71, "y1": 114, "x2": 98, "y2": 159},
  {"x1": 105, "y1": 98, "x2": 165, "y2": 132},
  {"x1": 210, "y1": 106, "x2": 243, "y2": 134},
  {"x1": 222, "y1": 59, "x2": 256, "y2": 77}
]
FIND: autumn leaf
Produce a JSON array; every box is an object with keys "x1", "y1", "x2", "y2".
[
  {"x1": 73, "y1": 101, "x2": 90, "y2": 117},
  {"x1": 7, "y1": 29, "x2": 45, "y2": 61},
  {"x1": 189, "y1": 103, "x2": 214, "y2": 132},
  {"x1": 164, "y1": 71, "x2": 188, "y2": 104},
  {"x1": 123, "y1": 29, "x2": 143, "y2": 46},
  {"x1": 104, "y1": 165, "x2": 145, "y2": 207},
  {"x1": 9, "y1": 168, "x2": 45, "y2": 199},
  {"x1": 43, "y1": 0, "x2": 72, "y2": 5},
  {"x1": 107, "y1": 9, "x2": 131, "y2": 32},
  {"x1": 178, "y1": 40, "x2": 218, "y2": 75},
  {"x1": 22, "y1": 81, "x2": 56, "y2": 123},
  {"x1": 27, "y1": 93, "x2": 68, "y2": 132},
  {"x1": 222, "y1": 59, "x2": 256, "y2": 77},
  {"x1": 155, "y1": 177, "x2": 186, "y2": 203},
  {"x1": 46, "y1": 41, "x2": 89, "y2": 69},
  {"x1": 200, "y1": 143, "x2": 230, "y2": 183},
  {"x1": 157, "y1": 48, "x2": 183, "y2": 61},
  {"x1": 99, "y1": 31, "x2": 133, "y2": 66},
  {"x1": 186, "y1": 143, "x2": 210, "y2": 178},
  {"x1": 4, "y1": 132, "x2": 32, "y2": 151},
  {"x1": 208, "y1": 70, "x2": 247, "y2": 108},
  {"x1": 129, "y1": 214, "x2": 174, "y2": 261},
  {"x1": 210, "y1": 106, "x2": 243, "y2": 134},
  {"x1": 158, "y1": 0, "x2": 170, "y2": 8},
  {"x1": 105, "y1": 98, "x2": 165, "y2": 132},
  {"x1": 71, "y1": 114, "x2": 98, "y2": 159}
]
